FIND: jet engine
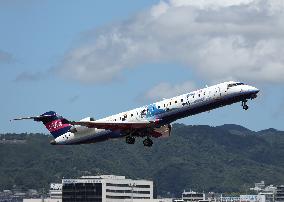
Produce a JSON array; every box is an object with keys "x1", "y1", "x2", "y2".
[{"x1": 69, "y1": 117, "x2": 95, "y2": 134}]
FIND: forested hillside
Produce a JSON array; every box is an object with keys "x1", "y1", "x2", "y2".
[{"x1": 1, "y1": 124, "x2": 284, "y2": 197}]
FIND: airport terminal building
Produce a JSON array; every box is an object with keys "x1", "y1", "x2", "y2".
[{"x1": 61, "y1": 175, "x2": 153, "y2": 202}]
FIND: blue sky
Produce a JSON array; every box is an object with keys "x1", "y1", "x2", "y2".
[{"x1": 1, "y1": 0, "x2": 284, "y2": 133}]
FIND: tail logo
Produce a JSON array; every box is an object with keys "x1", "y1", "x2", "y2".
[
  {"x1": 40, "y1": 111, "x2": 72, "y2": 138},
  {"x1": 45, "y1": 120, "x2": 66, "y2": 132}
]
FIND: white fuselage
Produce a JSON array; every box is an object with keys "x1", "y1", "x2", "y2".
[{"x1": 54, "y1": 81, "x2": 259, "y2": 145}]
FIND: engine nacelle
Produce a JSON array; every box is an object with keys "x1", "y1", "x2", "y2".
[
  {"x1": 151, "y1": 124, "x2": 172, "y2": 138},
  {"x1": 69, "y1": 117, "x2": 95, "y2": 134},
  {"x1": 80, "y1": 117, "x2": 95, "y2": 122}
]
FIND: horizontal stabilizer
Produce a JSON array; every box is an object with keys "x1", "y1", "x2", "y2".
[
  {"x1": 12, "y1": 114, "x2": 54, "y2": 122},
  {"x1": 12, "y1": 111, "x2": 72, "y2": 139}
]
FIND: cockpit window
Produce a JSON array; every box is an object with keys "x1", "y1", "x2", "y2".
[{"x1": 227, "y1": 82, "x2": 244, "y2": 88}]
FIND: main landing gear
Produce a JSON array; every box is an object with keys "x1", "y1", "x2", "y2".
[
  {"x1": 125, "y1": 135, "x2": 153, "y2": 147},
  {"x1": 242, "y1": 100, "x2": 249, "y2": 110},
  {"x1": 126, "y1": 136, "x2": 135, "y2": 144},
  {"x1": 143, "y1": 137, "x2": 153, "y2": 147}
]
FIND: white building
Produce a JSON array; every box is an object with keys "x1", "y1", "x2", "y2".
[
  {"x1": 62, "y1": 175, "x2": 154, "y2": 202},
  {"x1": 221, "y1": 196, "x2": 240, "y2": 202},
  {"x1": 23, "y1": 175, "x2": 157, "y2": 202},
  {"x1": 49, "y1": 183, "x2": 62, "y2": 199},
  {"x1": 23, "y1": 199, "x2": 61, "y2": 202},
  {"x1": 23, "y1": 198, "x2": 171, "y2": 202},
  {"x1": 249, "y1": 181, "x2": 277, "y2": 202},
  {"x1": 240, "y1": 195, "x2": 266, "y2": 202},
  {"x1": 250, "y1": 182, "x2": 266, "y2": 192},
  {"x1": 259, "y1": 185, "x2": 277, "y2": 202},
  {"x1": 276, "y1": 185, "x2": 284, "y2": 202},
  {"x1": 182, "y1": 190, "x2": 205, "y2": 202}
]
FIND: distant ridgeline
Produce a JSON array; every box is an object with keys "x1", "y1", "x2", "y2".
[{"x1": 0, "y1": 124, "x2": 284, "y2": 197}]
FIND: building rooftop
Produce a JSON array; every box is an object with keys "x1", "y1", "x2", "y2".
[{"x1": 80, "y1": 175, "x2": 126, "y2": 180}]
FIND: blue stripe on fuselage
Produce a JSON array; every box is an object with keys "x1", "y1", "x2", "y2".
[{"x1": 146, "y1": 104, "x2": 166, "y2": 118}]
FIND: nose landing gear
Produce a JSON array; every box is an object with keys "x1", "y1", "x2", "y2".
[{"x1": 242, "y1": 100, "x2": 249, "y2": 110}]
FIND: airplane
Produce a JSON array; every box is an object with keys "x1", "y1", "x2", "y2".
[{"x1": 13, "y1": 81, "x2": 259, "y2": 147}]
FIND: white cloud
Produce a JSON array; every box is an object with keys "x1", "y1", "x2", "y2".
[
  {"x1": 57, "y1": 0, "x2": 284, "y2": 84},
  {"x1": 151, "y1": 1, "x2": 170, "y2": 17},
  {"x1": 168, "y1": 0, "x2": 255, "y2": 10},
  {"x1": 143, "y1": 81, "x2": 196, "y2": 101}
]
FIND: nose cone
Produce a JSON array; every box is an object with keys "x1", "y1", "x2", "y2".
[
  {"x1": 50, "y1": 140, "x2": 56, "y2": 145},
  {"x1": 251, "y1": 87, "x2": 260, "y2": 94},
  {"x1": 248, "y1": 86, "x2": 259, "y2": 99}
]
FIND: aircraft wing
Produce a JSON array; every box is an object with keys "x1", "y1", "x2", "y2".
[{"x1": 68, "y1": 120, "x2": 158, "y2": 130}]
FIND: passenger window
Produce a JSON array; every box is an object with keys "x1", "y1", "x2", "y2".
[
  {"x1": 158, "y1": 106, "x2": 160, "y2": 109},
  {"x1": 164, "y1": 104, "x2": 166, "y2": 107},
  {"x1": 122, "y1": 115, "x2": 127, "y2": 121},
  {"x1": 181, "y1": 99, "x2": 183, "y2": 102},
  {"x1": 175, "y1": 101, "x2": 177, "y2": 103},
  {"x1": 131, "y1": 114, "x2": 133, "y2": 117},
  {"x1": 198, "y1": 94, "x2": 200, "y2": 97}
]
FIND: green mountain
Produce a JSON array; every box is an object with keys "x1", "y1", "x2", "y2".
[{"x1": 0, "y1": 124, "x2": 284, "y2": 197}]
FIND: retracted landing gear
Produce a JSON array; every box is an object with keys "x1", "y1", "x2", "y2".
[
  {"x1": 143, "y1": 137, "x2": 153, "y2": 147},
  {"x1": 242, "y1": 100, "x2": 249, "y2": 110},
  {"x1": 126, "y1": 136, "x2": 135, "y2": 144}
]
